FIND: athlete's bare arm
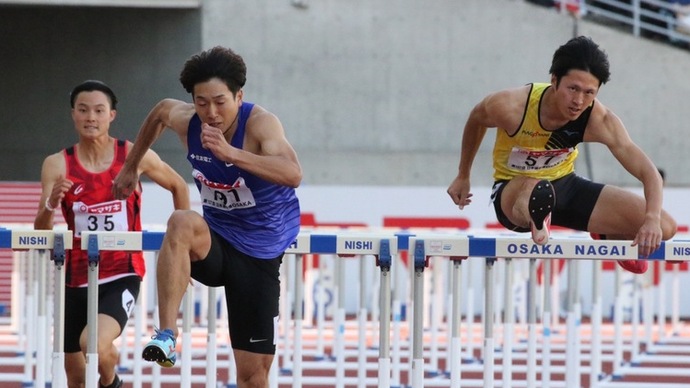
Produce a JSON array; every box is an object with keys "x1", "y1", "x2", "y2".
[
  {"x1": 201, "y1": 105, "x2": 302, "y2": 188},
  {"x1": 447, "y1": 85, "x2": 529, "y2": 209},
  {"x1": 113, "y1": 99, "x2": 195, "y2": 199},
  {"x1": 584, "y1": 100, "x2": 666, "y2": 247},
  {"x1": 34, "y1": 153, "x2": 73, "y2": 230},
  {"x1": 134, "y1": 143, "x2": 190, "y2": 211}
]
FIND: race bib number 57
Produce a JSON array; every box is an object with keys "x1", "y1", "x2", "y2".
[{"x1": 507, "y1": 147, "x2": 572, "y2": 172}]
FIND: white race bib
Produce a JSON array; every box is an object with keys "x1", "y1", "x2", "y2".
[
  {"x1": 194, "y1": 169, "x2": 256, "y2": 211},
  {"x1": 73, "y1": 200, "x2": 128, "y2": 238},
  {"x1": 506, "y1": 147, "x2": 573, "y2": 172}
]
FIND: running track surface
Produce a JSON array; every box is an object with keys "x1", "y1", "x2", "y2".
[{"x1": 2, "y1": 317, "x2": 690, "y2": 387}]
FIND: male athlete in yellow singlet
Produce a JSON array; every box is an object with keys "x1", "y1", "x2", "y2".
[{"x1": 447, "y1": 36, "x2": 676, "y2": 274}]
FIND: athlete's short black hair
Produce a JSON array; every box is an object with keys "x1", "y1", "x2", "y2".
[
  {"x1": 549, "y1": 36, "x2": 611, "y2": 86},
  {"x1": 179, "y1": 46, "x2": 247, "y2": 96},
  {"x1": 70, "y1": 80, "x2": 118, "y2": 109}
]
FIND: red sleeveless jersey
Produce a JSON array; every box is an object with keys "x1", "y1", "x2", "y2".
[{"x1": 60, "y1": 139, "x2": 145, "y2": 287}]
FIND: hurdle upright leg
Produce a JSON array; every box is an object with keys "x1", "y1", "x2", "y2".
[
  {"x1": 51, "y1": 233, "x2": 67, "y2": 388},
  {"x1": 551, "y1": 260, "x2": 561, "y2": 329},
  {"x1": 541, "y1": 259, "x2": 552, "y2": 388},
  {"x1": 449, "y1": 258, "x2": 463, "y2": 388},
  {"x1": 206, "y1": 287, "x2": 218, "y2": 388},
  {"x1": 565, "y1": 260, "x2": 581, "y2": 388},
  {"x1": 357, "y1": 255, "x2": 368, "y2": 388},
  {"x1": 376, "y1": 239, "x2": 392, "y2": 388},
  {"x1": 85, "y1": 235, "x2": 100, "y2": 388},
  {"x1": 591, "y1": 260, "x2": 604, "y2": 383},
  {"x1": 370, "y1": 259, "x2": 381, "y2": 350},
  {"x1": 574, "y1": 260, "x2": 582, "y2": 387},
  {"x1": 502, "y1": 258, "x2": 514, "y2": 388},
  {"x1": 180, "y1": 285, "x2": 193, "y2": 387},
  {"x1": 526, "y1": 258, "x2": 538, "y2": 388},
  {"x1": 292, "y1": 253, "x2": 304, "y2": 388},
  {"x1": 36, "y1": 249, "x2": 49, "y2": 388},
  {"x1": 631, "y1": 274, "x2": 641, "y2": 362},
  {"x1": 22, "y1": 249, "x2": 36, "y2": 387},
  {"x1": 671, "y1": 265, "x2": 680, "y2": 335},
  {"x1": 150, "y1": 253, "x2": 163, "y2": 388},
  {"x1": 279, "y1": 254, "x2": 293, "y2": 375},
  {"x1": 334, "y1": 255, "x2": 346, "y2": 388},
  {"x1": 656, "y1": 263, "x2": 667, "y2": 341},
  {"x1": 132, "y1": 273, "x2": 146, "y2": 388},
  {"x1": 391, "y1": 253, "x2": 403, "y2": 387},
  {"x1": 410, "y1": 240, "x2": 427, "y2": 388},
  {"x1": 428, "y1": 257, "x2": 444, "y2": 377},
  {"x1": 642, "y1": 270, "x2": 654, "y2": 352},
  {"x1": 464, "y1": 258, "x2": 476, "y2": 363},
  {"x1": 494, "y1": 258, "x2": 505, "y2": 346},
  {"x1": 482, "y1": 258, "x2": 496, "y2": 388},
  {"x1": 612, "y1": 265, "x2": 624, "y2": 378},
  {"x1": 316, "y1": 254, "x2": 328, "y2": 360}
]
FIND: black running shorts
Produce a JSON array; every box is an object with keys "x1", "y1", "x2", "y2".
[
  {"x1": 64, "y1": 275, "x2": 140, "y2": 353},
  {"x1": 191, "y1": 229, "x2": 283, "y2": 355},
  {"x1": 491, "y1": 172, "x2": 605, "y2": 232}
]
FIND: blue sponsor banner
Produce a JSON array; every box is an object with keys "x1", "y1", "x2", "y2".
[
  {"x1": 0, "y1": 229, "x2": 10, "y2": 248},
  {"x1": 142, "y1": 231, "x2": 165, "y2": 251},
  {"x1": 310, "y1": 234, "x2": 337, "y2": 253},
  {"x1": 469, "y1": 237, "x2": 496, "y2": 257}
]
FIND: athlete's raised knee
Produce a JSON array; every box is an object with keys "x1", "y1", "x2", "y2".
[
  {"x1": 166, "y1": 210, "x2": 199, "y2": 232},
  {"x1": 663, "y1": 216, "x2": 678, "y2": 240}
]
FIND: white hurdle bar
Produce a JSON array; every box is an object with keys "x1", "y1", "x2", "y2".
[
  {"x1": 282, "y1": 231, "x2": 399, "y2": 388},
  {"x1": 0, "y1": 228, "x2": 73, "y2": 388},
  {"x1": 285, "y1": 230, "x2": 690, "y2": 387},
  {"x1": 403, "y1": 232, "x2": 690, "y2": 388},
  {"x1": 83, "y1": 234, "x2": 178, "y2": 386},
  {"x1": 4, "y1": 228, "x2": 690, "y2": 387}
]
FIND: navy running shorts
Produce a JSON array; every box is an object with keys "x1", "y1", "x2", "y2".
[{"x1": 191, "y1": 229, "x2": 283, "y2": 355}]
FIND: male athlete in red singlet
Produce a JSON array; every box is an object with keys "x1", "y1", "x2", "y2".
[{"x1": 34, "y1": 80, "x2": 189, "y2": 388}]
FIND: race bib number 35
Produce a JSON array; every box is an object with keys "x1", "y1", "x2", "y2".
[
  {"x1": 73, "y1": 200, "x2": 128, "y2": 237},
  {"x1": 507, "y1": 147, "x2": 572, "y2": 171}
]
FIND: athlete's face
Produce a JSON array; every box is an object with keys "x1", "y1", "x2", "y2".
[
  {"x1": 71, "y1": 91, "x2": 116, "y2": 139},
  {"x1": 192, "y1": 78, "x2": 243, "y2": 133},
  {"x1": 551, "y1": 70, "x2": 600, "y2": 121}
]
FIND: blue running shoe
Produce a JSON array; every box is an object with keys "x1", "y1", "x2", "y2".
[{"x1": 142, "y1": 328, "x2": 176, "y2": 367}]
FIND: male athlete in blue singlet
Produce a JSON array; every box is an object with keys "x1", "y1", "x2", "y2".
[
  {"x1": 113, "y1": 47, "x2": 301, "y2": 388},
  {"x1": 446, "y1": 36, "x2": 677, "y2": 274}
]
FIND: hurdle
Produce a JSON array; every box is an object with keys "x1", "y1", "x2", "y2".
[
  {"x1": 0, "y1": 228, "x2": 72, "y2": 387},
  {"x1": 280, "y1": 230, "x2": 400, "y2": 388},
  {"x1": 4, "y1": 227, "x2": 690, "y2": 387},
  {"x1": 402, "y1": 231, "x2": 690, "y2": 388},
  {"x1": 79, "y1": 230, "x2": 400, "y2": 388}
]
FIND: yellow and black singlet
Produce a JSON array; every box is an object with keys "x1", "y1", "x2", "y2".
[{"x1": 492, "y1": 83, "x2": 593, "y2": 181}]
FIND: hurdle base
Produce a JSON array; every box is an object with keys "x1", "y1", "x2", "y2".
[
  {"x1": 425, "y1": 370, "x2": 443, "y2": 378},
  {"x1": 311, "y1": 355, "x2": 336, "y2": 361}
]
